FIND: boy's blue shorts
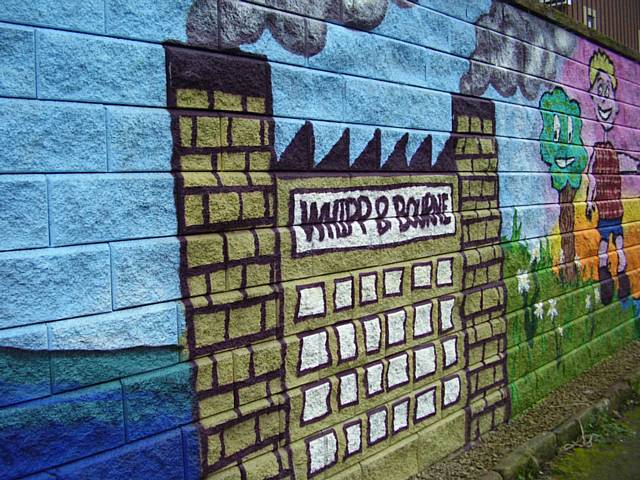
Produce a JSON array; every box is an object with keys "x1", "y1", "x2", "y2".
[{"x1": 598, "y1": 217, "x2": 623, "y2": 241}]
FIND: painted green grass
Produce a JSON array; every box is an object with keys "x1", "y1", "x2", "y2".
[{"x1": 503, "y1": 210, "x2": 640, "y2": 415}]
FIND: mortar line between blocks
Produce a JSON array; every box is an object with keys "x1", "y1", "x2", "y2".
[
  {"x1": 121, "y1": 379, "x2": 129, "y2": 443},
  {"x1": 104, "y1": 106, "x2": 110, "y2": 171},
  {"x1": 108, "y1": 243, "x2": 116, "y2": 311},
  {"x1": 216, "y1": 0, "x2": 221, "y2": 52},
  {"x1": 45, "y1": 175, "x2": 52, "y2": 246},
  {"x1": 103, "y1": 0, "x2": 108, "y2": 35},
  {"x1": 180, "y1": 427, "x2": 190, "y2": 480},
  {"x1": 46, "y1": 323, "x2": 53, "y2": 396},
  {"x1": 33, "y1": 27, "x2": 38, "y2": 98},
  {"x1": 175, "y1": 303, "x2": 182, "y2": 358}
]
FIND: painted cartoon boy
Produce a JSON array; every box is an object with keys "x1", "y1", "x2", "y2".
[{"x1": 585, "y1": 50, "x2": 639, "y2": 304}]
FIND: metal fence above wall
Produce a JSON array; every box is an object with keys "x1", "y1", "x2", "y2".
[{"x1": 539, "y1": 0, "x2": 640, "y2": 51}]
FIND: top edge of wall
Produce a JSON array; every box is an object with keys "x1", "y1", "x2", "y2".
[{"x1": 507, "y1": 0, "x2": 640, "y2": 62}]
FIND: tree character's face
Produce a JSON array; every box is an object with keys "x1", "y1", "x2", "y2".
[
  {"x1": 539, "y1": 88, "x2": 588, "y2": 191},
  {"x1": 590, "y1": 71, "x2": 618, "y2": 131}
]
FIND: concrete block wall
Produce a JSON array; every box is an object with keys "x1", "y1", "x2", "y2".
[{"x1": 1, "y1": 0, "x2": 639, "y2": 479}]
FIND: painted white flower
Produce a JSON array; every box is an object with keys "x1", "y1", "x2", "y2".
[
  {"x1": 593, "y1": 288, "x2": 600, "y2": 305},
  {"x1": 534, "y1": 302, "x2": 545, "y2": 320},
  {"x1": 557, "y1": 326, "x2": 564, "y2": 337},
  {"x1": 530, "y1": 242, "x2": 541, "y2": 264},
  {"x1": 547, "y1": 299, "x2": 558, "y2": 319},
  {"x1": 517, "y1": 269, "x2": 530, "y2": 294},
  {"x1": 585, "y1": 295, "x2": 592, "y2": 311}
]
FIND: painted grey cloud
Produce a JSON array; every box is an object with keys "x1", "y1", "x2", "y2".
[
  {"x1": 460, "y1": 2, "x2": 576, "y2": 100},
  {"x1": 187, "y1": 0, "x2": 413, "y2": 56}
]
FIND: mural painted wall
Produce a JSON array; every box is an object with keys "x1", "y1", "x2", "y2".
[{"x1": 0, "y1": 0, "x2": 638, "y2": 478}]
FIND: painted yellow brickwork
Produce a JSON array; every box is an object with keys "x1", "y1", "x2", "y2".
[{"x1": 454, "y1": 103, "x2": 510, "y2": 440}]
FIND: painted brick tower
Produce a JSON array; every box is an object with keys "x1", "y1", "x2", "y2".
[
  {"x1": 447, "y1": 96, "x2": 510, "y2": 440},
  {"x1": 166, "y1": 46, "x2": 292, "y2": 478}
]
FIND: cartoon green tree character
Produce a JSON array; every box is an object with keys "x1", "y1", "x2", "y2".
[{"x1": 539, "y1": 88, "x2": 588, "y2": 282}]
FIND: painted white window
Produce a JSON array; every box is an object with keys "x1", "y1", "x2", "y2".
[
  {"x1": 442, "y1": 337, "x2": 458, "y2": 368},
  {"x1": 384, "y1": 269, "x2": 403, "y2": 296},
  {"x1": 368, "y1": 409, "x2": 387, "y2": 444},
  {"x1": 436, "y1": 258, "x2": 453, "y2": 286},
  {"x1": 439, "y1": 297, "x2": 455, "y2": 332},
  {"x1": 299, "y1": 331, "x2": 329, "y2": 372},
  {"x1": 414, "y1": 302, "x2": 433, "y2": 337},
  {"x1": 366, "y1": 362, "x2": 384, "y2": 396},
  {"x1": 413, "y1": 263, "x2": 432, "y2": 288},
  {"x1": 443, "y1": 376, "x2": 461, "y2": 407},
  {"x1": 414, "y1": 345, "x2": 436, "y2": 380},
  {"x1": 298, "y1": 285, "x2": 325, "y2": 319},
  {"x1": 308, "y1": 431, "x2": 337, "y2": 474},
  {"x1": 339, "y1": 372, "x2": 358, "y2": 407},
  {"x1": 334, "y1": 278, "x2": 353, "y2": 310},
  {"x1": 393, "y1": 400, "x2": 409, "y2": 433},
  {"x1": 335, "y1": 322, "x2": 357, "y2": 361},
  {"x1": 386, "y1": 309, "x2": 406, "y2": 346},
  {"x1": 416, "y1": 389, "x2": 436, "y2": 421},
  {"x1": 360, "y1": 273, "x2": 377, "y2": 303},
  {"x1": 345, "y1": 423, "x2": 361, "y2": 456},
  {"x1": 387, "y1": 353, "x2": 409, "y2": 389},
  {"x1": 363, "y1": 316, "x2": 381, "y2": 353},
  {"x1": 302, "y1": 381, "x2": 331, "y2": 423}
]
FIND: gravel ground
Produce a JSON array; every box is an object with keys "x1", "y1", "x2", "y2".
[{"x1": 413, "y1": 340, "x2": 640, "y2": 480}]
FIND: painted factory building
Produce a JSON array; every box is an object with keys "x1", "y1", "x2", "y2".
[{"x1": 168, "y1": 47, "x2": 508, "y2": 478}]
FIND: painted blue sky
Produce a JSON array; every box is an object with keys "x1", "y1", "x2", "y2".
[{"x1": 241, "y1": 1, "x2": 490, "y2": 167}]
